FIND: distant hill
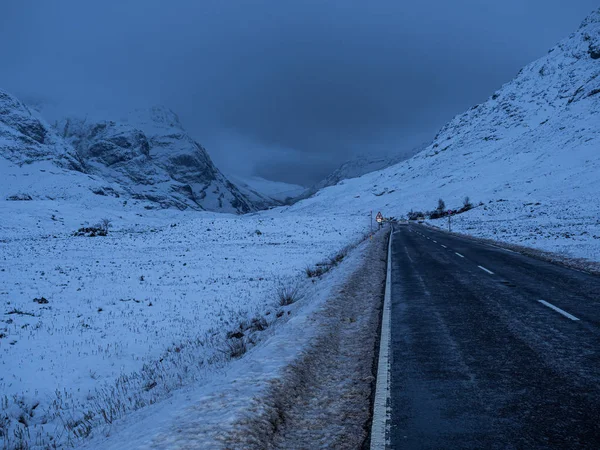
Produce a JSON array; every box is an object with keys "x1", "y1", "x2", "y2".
[
  {"x1": 312, "y1": 145, "x2": 427, "y2": 192},
  {"x1": 295, "y1": 144, "x2": 427, "y2": 202},
  {"x1": 229, "y1": 175, "x2": 306, "y2": 208}
]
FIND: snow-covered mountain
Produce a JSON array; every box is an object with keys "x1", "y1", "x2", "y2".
[
  {"x1": 311, "y1": 144, "x2": 427, "y2": 193},
  {"x1": 0, "y1": 90, "x2": 255, "y2": 213},
  {"x1": 0, "y1": 90, "x2": 83, "y2": 171},
  {"x1": 229, "y1": 175, "x2": 306, "y2": 208},
  {"x1": 0, "y1": 89, "x2": 122, "y2": 207},
  {"x1": 290, "y1": 8, "x2": 600, "y2": 260},
  {"x1": 58, "y1": 107, "x2": 254, "y2": 213}
]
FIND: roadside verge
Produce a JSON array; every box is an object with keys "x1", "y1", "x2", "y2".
[
  {"x1": 80, "y1": 229, "x2": 389, "y2": 449},
  {"x1": 222, "y1": 230, "x2": 388, "y2": 449}
]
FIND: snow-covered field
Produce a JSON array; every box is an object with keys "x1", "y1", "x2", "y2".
[{"x1": 0, "y1": 200, "x2": 370, "y2": 449}]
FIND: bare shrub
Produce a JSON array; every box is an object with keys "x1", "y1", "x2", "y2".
[
  {"x1": 331, "y1": 245, "x2": 350, "y2": 264},
  {"x1": 437, "y1": 198, "x2": 446, "y2": 212},
  {"x1": 276, "y1": 280, "x2": 304, "y2": 306},
  {"x1": 226, "y1": 338, "x2": 248, "y2": 359},
  {"x1": 407, "y1": 210, "x2": 425, "y2": 221},
  {"x1": 73, "y1": 218, "x2": 112, "y2": 237},
  {"x1": 249, "y1": 317, "x2": 269, "y2": 332},
  {"x1": 305, "y1": 246, "x2": 350, "y2": 280},
  {"x1": 227, "y1": 330, "x2": 245, "y2": 339},
  {"x1": 6, "y1": 193, "x2": 33, "y2": 201},
  {"x1": 99, "y1": 218, "x2": 112, "y2": 234},
  {"x1": 6, "y1": 309, "x2": 34, "y2": 317},
  {"x1": 305, "y1": 265, "x2": 325, "y2": 278}
]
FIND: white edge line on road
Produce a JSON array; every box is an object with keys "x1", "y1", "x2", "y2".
[
  {"x1": 538, "y1": 300, "x2": 580, "y2": 321},
  {"x1": 455, "y1": 252, "x2": 465, "y2": 258},
  {"x1": 371, "y1": 227, "x2": 393, "y2": 449},
  {"x1": 477, "y1": 265, "x2": 494, "y2": 275},
  {"x1": 441, "y1": 245, "x2": 447, "y2": 248}
]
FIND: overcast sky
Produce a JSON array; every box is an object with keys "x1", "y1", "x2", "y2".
[{"x1": 1, "y1": 1, "x2": 597, "y2": 185}]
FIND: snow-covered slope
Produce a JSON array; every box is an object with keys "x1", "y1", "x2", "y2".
[
  {"x1": 229, "y1": 175, "x2": 306, "y2": 207},
  {"x1": 290, "y1": 9, "x2": 600, "y2": 261}
]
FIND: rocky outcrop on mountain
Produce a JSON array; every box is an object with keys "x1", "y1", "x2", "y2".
[
  {"x1": 57, "y1": 118, "x2": 183, "y2": 207},
  {"x1": 56, "y1": 108, "x2": 255, "y2": 212},
  {"x1": 122, "y1": 107, "x2": 254, "y2": 213},
  {"x1": 0, "y1": 90, "x2": 83, "y2": 171}
]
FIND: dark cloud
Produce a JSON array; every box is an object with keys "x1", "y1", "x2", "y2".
[{"x1": 1, "y1": 0, "x2": 597, "y2": 185}]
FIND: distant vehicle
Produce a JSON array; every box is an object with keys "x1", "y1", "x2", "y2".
[{"x1": 417, "y1": 216, "x2": 425, "y2": 223}]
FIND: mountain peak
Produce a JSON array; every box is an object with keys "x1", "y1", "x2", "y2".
[
  {"x1": 580, "y1": 7, "x2": 600, "y2": 28},
  {"x1": 125, "y1": 106, "x2": 182, "y2": 133}
]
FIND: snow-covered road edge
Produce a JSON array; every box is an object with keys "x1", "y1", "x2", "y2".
[{"x1": 222, "y1": 230, "x2": 388, "y2": 449}]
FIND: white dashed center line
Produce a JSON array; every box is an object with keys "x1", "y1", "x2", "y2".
[
  {"x1": 433, "y1": 240, "x2": 437, "y2": 243},
  {"x1": 538, "y1": 300, "x2": 580, "y2": 321},
  {"x1": 441, "y1": 245, "x2": 447, "y2": 249},
  {"x1": 455, "y1": 252, "x2": 464, "y2": 258},
  {"x1": 478, "y1": 265, "x2": 494, "y2": 275}
]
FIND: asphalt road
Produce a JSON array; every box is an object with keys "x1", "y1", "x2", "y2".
[{"x1": 388, "y1": 224, "x2": 600, "y2": 449}]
